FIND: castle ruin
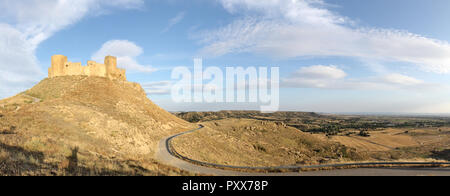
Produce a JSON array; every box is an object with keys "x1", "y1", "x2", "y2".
[{"x1": 48, "y1": 55, "x2": 126, "y2": 81}]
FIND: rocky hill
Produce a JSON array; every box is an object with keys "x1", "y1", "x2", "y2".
[{"x1": 0, "y1": 76, "x2": 196, "y2": 175}]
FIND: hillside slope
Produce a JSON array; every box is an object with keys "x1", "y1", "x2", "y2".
[
  {"x1": 172, "y1": 119, "x2": 368, "y2": 167},
  {"x1": 0, "y1": 76, "x2": 196, "y2": 175}
]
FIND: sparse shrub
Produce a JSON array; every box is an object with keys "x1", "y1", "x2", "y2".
[
  {"x1": 326, "y1": 130, "x2": 339, "y2": 136},
  {"x1": 297, "y1": 138, "x2": 315, "y2": 147},
  {"x1": 257, "y1": 129, "x2": 267, "y2": 133},
  {"x1": 358, "y1": 130, "x2": 371, "y2": 137},
  {"x1": 24, "y1": 138, "x2": 47, "y2": 152},
  {"x1": 336, "y1": 146, "x2": 366, "y2": 160},
  {"x1": 253, "y1": 144, "x2": 267, "y2": 152}
]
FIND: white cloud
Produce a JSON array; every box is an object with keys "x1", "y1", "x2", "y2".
[
  {"x1": 283, "y1": 65, "x2": 348, "y2": 88},
  {"x1": 381, "y1": 74, "x2": 424, "y2": 86},
  {"x1": 0, "y1": 0, "x2": 144, "y2": 98},
  {"x1": 198, "y1": 0, "x2": 450, "y2": 73},
  {"x1": 92, "y1": 40, "x2": 157, "y2": 73},
  {"x1": 162, "y1": 11, "x2": 186, "y2": 33},
  {"x1": 0, "y1": 24, "x2": 43, "y2": 96},
  {"x1": 294, "y1": 65, "x2": 346, "y2": 79},
  {"x1": 0, "y1": 0, "x2": 144, "y2": 45},
  {"x1": 283, "y1": 65, "x2": 438, "y2": 91},
  {"x1": 283, "y1": 65, "x2": 346, "y2": 88}
]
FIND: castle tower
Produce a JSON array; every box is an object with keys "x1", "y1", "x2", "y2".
[
  {"x1": 49, "y1": 55, "x2": 68, "y2": 78},
  {"x1": 48, "y1": 55, "x2": 126, "y2": 81},
  {"x1": 105, "y1": 56, "x2": 117, "y2": 68},
  {"x1": 104, "y1": 56, "x2": 120, "y2": 80}
]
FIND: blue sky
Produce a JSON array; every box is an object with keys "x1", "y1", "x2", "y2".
[{"x1": 1, "y1": 0, "x2": 450, "y2": 113}]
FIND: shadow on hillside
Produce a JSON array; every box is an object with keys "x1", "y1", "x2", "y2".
[
  {"x1": 67, "y1": 147, "x2": 79, "y2": 173},
  {"x1": 0, "y1": 142, "x2": 45, "y2": 162},
  {"x1": 431, "y1": 149, "x2": 450, "y2": 161},
  {"x1": 0, "y1": 142, "x2": 46, "y2": 175},
  {"x1": 0, "y1": 142, "x2": 151, "y2": 176},
  {"x1": 0, "y1": 131, "x2": 16, "y2": 135},
  {"x1": 0, "y1": 126, "x2": 17, "y2": 135}
]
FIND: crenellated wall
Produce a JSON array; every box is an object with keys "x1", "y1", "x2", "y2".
[{"x1": 48, "y1": 55, "x2": 126, "y2": 81}]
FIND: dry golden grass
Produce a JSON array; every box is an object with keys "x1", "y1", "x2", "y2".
[
  {"x1": 2, "y1": 77, "x2": 448, "y2": 175},
  {"x1": 322, "y1": 131, "x2": 418, "y2": 152},
  {"x1": 171, "y1": 118, "x2": 450, "y2": 169},
  {"x1": 0, "y1": 76, "x2": 197, "y2": 176},
  {"x1": 172, "y1": 118, "x2": 368, "y2": 167}
]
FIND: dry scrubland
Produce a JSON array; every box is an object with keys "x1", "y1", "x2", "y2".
[
  {"x1": 174, "y1": 112, "x2": 450, "y2": 167},
  {"x1": 1, "y1": 76, "x2": 448, "y2": 175},
  {"x1": 173, "y1": 119, "x2": 367, "y2": 167},
  {"x1": 0, "y1": 76, "x2": 197, "y2": 175}
]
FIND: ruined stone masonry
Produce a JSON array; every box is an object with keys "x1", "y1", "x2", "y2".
[{"x1": 48, "y1": 55, "x2": 126, "y2": 81}]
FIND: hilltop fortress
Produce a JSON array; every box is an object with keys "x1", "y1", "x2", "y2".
[{"x1": 48, "y1": 55, "x2": 126, "y2": 81}]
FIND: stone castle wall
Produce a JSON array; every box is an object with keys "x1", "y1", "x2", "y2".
[{"x1": 48, "y1": 55, "x2": 126, "y2": 81}]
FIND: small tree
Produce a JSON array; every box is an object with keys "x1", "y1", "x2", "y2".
[{"x1": 358, "y1": 129, "x2": 370, "y2": 137}]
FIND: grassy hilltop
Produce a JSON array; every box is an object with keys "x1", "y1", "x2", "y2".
[{"x1": 0, "y1": 76, "x2": 196, "y2": 175}]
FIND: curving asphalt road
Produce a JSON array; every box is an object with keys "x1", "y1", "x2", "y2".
[{"x1": 155, "y1": 125, "x2": 450, "y2": 176}]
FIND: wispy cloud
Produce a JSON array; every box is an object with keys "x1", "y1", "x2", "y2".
[
  {"x1": 282, "y1": 65, "x2": 442, "y2": 91},
  {"x1": 161, "y1": 11, "x2": 186, "y2": 33},
  {"x1": 0, "y1": 0, "x2": 144, "y2": 98},
  {"x1": 198, "y1": 0, "x2": 450, "y2": 74}
]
